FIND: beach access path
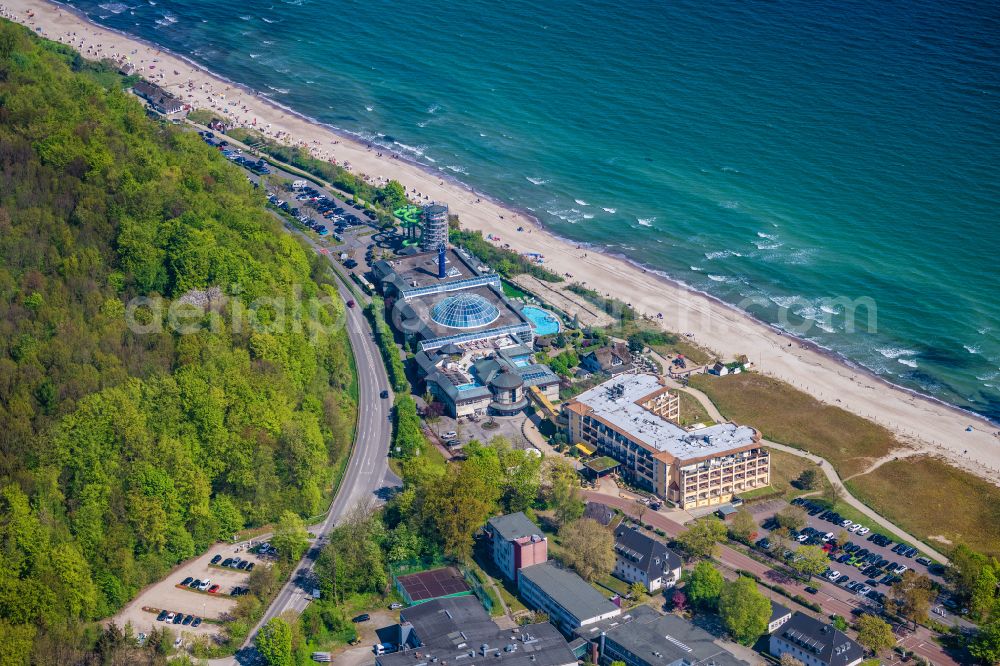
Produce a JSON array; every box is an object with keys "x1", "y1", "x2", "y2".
[
  {"x1": 5, "y1": 0, "x2": 999, "y2": 487},
  {"x1": 645, "y1": 355, "x2": 952, "y2": 563}
]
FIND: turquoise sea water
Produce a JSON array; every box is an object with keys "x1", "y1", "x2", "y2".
[{"x1": 64, "y1": 0, "x2": 1000, "y2": 421}]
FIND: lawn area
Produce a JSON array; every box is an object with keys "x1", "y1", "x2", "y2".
[
  {"x1": 764, "y1": 447, "x2": 831, "y2": 502},
  {"x1": 689, "y1": 373, "x2": 902, "y2": 478},
  {"x1": 846, "y1": 456, "x2": 1000, "y2": 558},
  {"x1": 501, "y1": 279, "x2": 530, "y2": 300},
  {"x1": 676, "y1": 390, "x2": 713, "y2": 427}
]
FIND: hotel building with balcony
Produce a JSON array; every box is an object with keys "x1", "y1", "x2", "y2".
[{"x1": 563, "y1": 374, "x2": 768, "y2": 509}]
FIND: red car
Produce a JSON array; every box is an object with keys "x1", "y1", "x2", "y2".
[
  {"x1": 208, "y1": 584, "x2": 221, "y2": 594},
  {"x1": 346, "y1": 299, "x2": 355, "y2": 308}
]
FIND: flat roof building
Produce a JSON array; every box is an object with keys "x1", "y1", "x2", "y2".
[
  {"x1": 377, "y1": 596, "x2": 576, "y2": 666},
  {"x1": 486, "y1": 512, "x2": 548, "y2": 582},
  {"x1": 517, "y1": 561, "x2": 621, "y2": 637},
  {"x1": 575, "y1": 606, "x2": 750, "y2": 666},
  {"x1": 372, "y1": 247, "x2": 534, "y2": 353},
  {"x1": 416, "y1": 343, "x2": 559, "y2": 418},
  {"x1": 564, "y1": 374, "x2": 768, "y2": 509}
]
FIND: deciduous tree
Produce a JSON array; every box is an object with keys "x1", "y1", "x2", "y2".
[
  {"x1": 684, "y1": 561, "x2": 724, "y2": 610},
  {"x1": 728, "y1": 509, "x2": 757, "y2": 543},
  {"x1": 256, "y1": 617, "x2": 292, "y2": 666},
  {"x1": 790, "y1": 545, "x2": 829, "y2": 580},
  {"x1": 970, "y1": 619, "x2": 1000, "y2": 665},
  {"x1": 677, "y1": 518, "x2": 727, "y2": 559},
  {"x1": 271, "y1": 511, "x2": 310, "y2": 563},
  {"x1": 887, "y1": 571, "x2": 934, "y2": 628},
  {"x1": 561, "y1": 519, "x2": 615, "y2": 582},
  {"x1": 775, "y1": 506, "x2": 807, "y2": 532},
  {"x1": 855, "y1": 614, "x2": 894, "y2": 656},
  {"x1": 718, "y1": 576, "x2": 771, "y2": 645}
]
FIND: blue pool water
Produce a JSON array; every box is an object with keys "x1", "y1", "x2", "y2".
[{"x1": 523, "y1": 307, "x2": 562, "y2": 336}]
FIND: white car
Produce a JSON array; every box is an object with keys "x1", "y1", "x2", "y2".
[
  {"x1": 827, "y1": 570, "x2": 841, "y2": 580},
  {"x1": 841, "y1": 519, "x2": 853, "y2": 528},
  {"x1": 848, "y1": 523, "x2": 862, "y2": 533},
  {"x1": 857, "y1": 527, "x2": 870, "y2": 536},
  {"x1": 442, "y1": 431, "x2": 457, "y2": 439},
  {"x1": 797, "y1": 534, "x2": 809, "y2": 542},
  {"x1": 823, "y1": 532, "x2": 835, "y2": 542},
  {"x1": 198, "y1": 579, "x2": 211, "y2": 591}
]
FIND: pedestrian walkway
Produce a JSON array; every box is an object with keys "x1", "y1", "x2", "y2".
[{"x1": 647, "y1": 353, "x2": 950, "y2": 563}]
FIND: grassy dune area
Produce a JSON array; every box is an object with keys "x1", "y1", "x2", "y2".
[
  {"x1": 676, "y1": 390, "x2": 714, "y2": 427},
  {"x1": 847, "y1": 457, "x2": 1000, "y2": 558},
  {"x1": 689, "y1": 373, "x2": 900, "y2": 478},
  {"x1": 761, "y1": 447, "x2": 831, "y2": 502}
]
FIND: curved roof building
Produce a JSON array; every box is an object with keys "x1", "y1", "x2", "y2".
[{"x1": 431, "y1": 293, "x2": 501, "y2": 329}]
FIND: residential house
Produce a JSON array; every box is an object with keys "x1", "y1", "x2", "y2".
[
  {"x1": 581, "y1": 342, "x2": 634, "y2": 376},
  {"x1": 769, "y1": 612, "x2": 864, "y2": 666},
  {"x1": 612, "y1": 526, "x2": 682, "y2": 593},
  {"x1": 768, "y1": 600, "x2": 792, "y2": 634}
]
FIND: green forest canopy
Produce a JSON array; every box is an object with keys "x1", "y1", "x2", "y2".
[{"x1": 0, "y1": 19, "x2": 356, "y2": 659}]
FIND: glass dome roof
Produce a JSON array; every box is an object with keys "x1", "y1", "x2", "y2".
[{"x1": 431, "y1": 293, "x2": 501, "y2": 329}]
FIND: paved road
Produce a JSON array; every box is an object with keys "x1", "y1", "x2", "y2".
[
  {"x1": 203, "y1": 182, "x2": 395, "y2": 665},
  {"x1": 587, "y1": 491, "x2": 961, "y2": 666},
  {"x1": 649, "y1": 354, "x2": 950, "y2": 564}
]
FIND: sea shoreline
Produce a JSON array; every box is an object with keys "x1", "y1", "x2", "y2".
[
  {"x1": 27, "y1": 0, "x2": 998, "y2": 431},
  {"x1": 4, "y1": 0, "x2": 999, "y2": 487}
]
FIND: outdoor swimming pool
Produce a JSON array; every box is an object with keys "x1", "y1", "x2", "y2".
[{"x1": 522, "y1": 306, "x2": 561, "y2": 336}]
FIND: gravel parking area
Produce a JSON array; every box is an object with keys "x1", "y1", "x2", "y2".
[{"x1": 113, "y1": 543, "x2": 269, "y2": 640}]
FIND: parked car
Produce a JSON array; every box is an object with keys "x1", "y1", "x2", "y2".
[
  {"x1": 222, "y1": 558, "x2": 234, "y2": 567},
  {"x1": 916, "y1": 556, "x2": 932, "y2": 566},
  {"x1": 353, "y1": 614, "x2": 371, "y2": 623},
  {"x1": 166, "y1": 612, "x2": 175, "y2": 623},
  {"x1": 182, "y1": 615, "x2": 193, "y2": 626},
  {"x1": 172, "y1": 614, "x2": 184, "y2": 625},
  {"x1": 192, "y1": 617, "x2": 202, "y2": 627},
  {"x1": 209, "y1": 585, "x2": 221, "y2": 594},
  {"x1": 157, "y1": 610, "x2": 168, "y2": 622},
  {"x1": 211, "y1": 554, "x2": 222, "y2": 565},
  {"x1": 190, "y1": 579, "x2": 202, "y2": 588},
  {"x1": 181, "y1": 577, "x2": 193, "y2": 586},
  {"x1": 246, "y1": 563, "x2": 255, "y2": 572},
  {"x1": 198, "y1": 580, "x2": 211, "y2": 591},
  {"x1": 390, "y1": 602, "x2": 404, "y2": 610}
]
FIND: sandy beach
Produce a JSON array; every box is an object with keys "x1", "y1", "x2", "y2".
[{"x1": 5, "y1": 0, "x2": 999, "y2": 485}]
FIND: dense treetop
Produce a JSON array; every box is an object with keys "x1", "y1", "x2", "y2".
[{"x1": 0, "y1": 20, "x2": 355, "y2": 660}]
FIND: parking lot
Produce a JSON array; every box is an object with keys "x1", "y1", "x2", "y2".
[
  {"x1": 752, "y1": 498, "x2": 945, "y2": 609},
  {"x1": 113, "y1": 542, "x2": 269, "y2": 641}
]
